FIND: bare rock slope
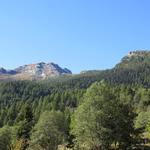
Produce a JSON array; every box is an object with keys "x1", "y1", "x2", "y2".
[{"x1": 0, "y1": 62, "x2": 72, "y2": 80}]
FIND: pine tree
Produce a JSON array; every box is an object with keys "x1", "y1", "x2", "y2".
[{"x1": 14, "y1": 104, "x2": 34, "y2": 150}]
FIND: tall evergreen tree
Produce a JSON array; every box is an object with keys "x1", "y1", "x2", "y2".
[{"x1": 14, "y1": 104, "x2": 34, "y2": 150}]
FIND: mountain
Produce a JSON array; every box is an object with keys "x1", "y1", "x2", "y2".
[
  {"x1": 0, "y1": 50, "x2": 150, "y2": 83},
  {"x1": 0, "y1": 67, "x2": 16, "y2": 75},
  {"x1": 0, "y1": 50, "x2": 150, "y2": 150},
  {"x1": 115, "y1": 50, "x2": 150, "y2": 69},
  {"x1": 44, "y1": 50, "x2": 150, "y2": 88},
  {"x1": 0, "y1": 62, "x2": 72, "y2": 80}
]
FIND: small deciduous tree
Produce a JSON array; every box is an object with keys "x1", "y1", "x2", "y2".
[
  {"x1": 72, "y1": 81, "x2": 135, "y2": 150},
  {"x1": 28, "y1": 111, "x2": 67, "y2": 150}
]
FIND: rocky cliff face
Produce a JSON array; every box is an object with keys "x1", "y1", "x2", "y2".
[{"x1": 0, "y1": 62, "x2": 72, "y2": 80}]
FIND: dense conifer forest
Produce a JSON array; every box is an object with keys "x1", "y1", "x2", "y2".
[{"x1": 0, "y1": 51, "x2": 150, "y2": 150}]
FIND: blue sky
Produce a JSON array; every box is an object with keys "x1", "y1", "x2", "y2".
[{"x1": 0, "y1": 0, "x2": 150, "y2": 73}]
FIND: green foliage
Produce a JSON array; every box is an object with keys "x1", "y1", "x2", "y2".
[
  {"x1": 135, "y1": 110, "x2": 150, "y2": 129},
  {"x1": 72, "y1": 82, "x2": 136, "y2": 150},
  {"x1": 28, "y1": 111, "x2": 68, "y2": 150},
  {"x1": 0, "y1": 126, "x2": 12, "y2": 150},
  {"x1": 15, "y1": 105, "x2": 34, "y2": 150},
  {"x1": 0, "y1": 54, "x2": 149, "y2": 149},
  {"x1": 116, "y1": 51, "x2": 150, "y2": 69}
]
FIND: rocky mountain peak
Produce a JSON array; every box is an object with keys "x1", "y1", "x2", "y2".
[
  {"x1": 0, "y1": 62, "x2": 72, "y2": 80},
  {"x1": 15, "y1": 62, "x2": 72, "y2": 79}
]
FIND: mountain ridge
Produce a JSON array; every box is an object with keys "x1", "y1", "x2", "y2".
[
  {"x1": 0, "y1": 50, "x2": 150, "y2": 81},
  {"x1": 115, "y1": 50, "x2": 150, "y2": 69},
  {"x1": 0, "y1": 62, "x2": 72, "y2": 80}
]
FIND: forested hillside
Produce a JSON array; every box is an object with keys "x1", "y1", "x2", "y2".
[{"x1": 0, "y1": 51, "x2": 150, "y2": 150}]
